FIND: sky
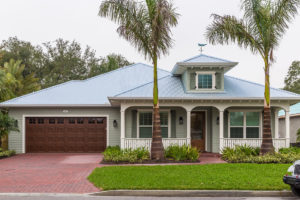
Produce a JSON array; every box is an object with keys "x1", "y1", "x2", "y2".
[{"x1": 1, "y1": 0, "x2": 300, "y2": 89}]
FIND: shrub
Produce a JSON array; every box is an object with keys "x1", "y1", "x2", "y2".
[
  {"x1": 165, "y1": 145, "x2": 199, "y2": 162},
  {"x1": 0, "y1": 150, "x2": 16, "y2": 158},
  {"x1": 279, "y1": 147, "x2": 300, "y2": 155},
  {"x1": 103, "y1": 146, "x2": 150, "y2": 163},
  {"x1": 222, "y1": 145, "x2": 259, "y2": 161}
]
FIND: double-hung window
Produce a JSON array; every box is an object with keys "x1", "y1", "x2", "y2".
[
  {"x1": 138, "y1": 111, "x2": 170, "y2": 138},
  {"x1": 229, "y1": 111, "x2": 261, "y2": 138},
  {"x1": 196, "y1": 72, "x2": 216, "y2": 89}
]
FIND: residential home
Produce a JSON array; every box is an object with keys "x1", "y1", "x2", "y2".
[
  {"x1": 279, "y1": 103, "x2": 300, "y2": 145},
  {"x1": 1, "y1": 54, "x2": 299, "y2": 153}
]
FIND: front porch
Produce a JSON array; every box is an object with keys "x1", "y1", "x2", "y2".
[{"x1": 119, "y1": 101, "x2": 291, "y2": 153}]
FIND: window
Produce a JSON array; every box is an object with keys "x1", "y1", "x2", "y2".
[
  {"x1": 96, "y1": 118, "x2": 104, "y2": 124},
  {"x1": 138, "y1": 111, "x2": 170, "y2": 138},
  {"x1": 196, "y1": 72, "x2": 215, "y2": 89},
  {"x1": 229, "y1": 111, "x2": 261, "y2": 138},
  {"x1": 88, "y1": 118, "x2": 96, "y2": 124},
  {"x1": 68, "y1": 118, "x2": 75, "y2": 124},
  {"x1": 38, "y1": 118, "x2": 44, "y2": 124},
  {"x1": 77, "y1": 118, "x2": 84, "y2": 124},
  {"x1": 49, "y1": 118, "x2": 55, "y2": 124},
  {"x1": 57, "y1": 118, "x2": 64, "y2": 124},
  {"x1": 29, "y1": 118, "x2": 36, "y2": 124}
]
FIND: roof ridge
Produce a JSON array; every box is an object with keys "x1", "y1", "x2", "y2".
[
  {"x1": 225, "y1": 75, "x2": 300, "y2": 96},
  {"x1": 114, "y1": 75, "x2": 171, "y2": 97},
  {"x1": 181, "y1": 53, "x2": 234, "y2": 63},
  {"x1": 0, "y1": 80, "x2": 81, "y2": 104}
]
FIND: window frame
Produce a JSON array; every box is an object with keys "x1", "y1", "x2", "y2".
[
  {"x1": 228, "y1": 110, "x2": 262, "y2": 139},
  {"x1": 137, "y1": 109, "x2": 171, "y2": 138},
  {"x1": 195, "y1": 71, "x2": 216, "y2": 90}
]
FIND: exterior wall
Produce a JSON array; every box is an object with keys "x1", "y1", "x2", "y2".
[
  {"x1": 279, "y1": 116, "x2": 300, "y2": 143},
  {"x1": 211, "y1": 107, "x2": 220, "y2": 153},
  {"x1": 125, "y1": 107, "x2": 187, "y2": 138},
  {"x1": 8, "y1": 107, "x2": 121, "y2": 153}
]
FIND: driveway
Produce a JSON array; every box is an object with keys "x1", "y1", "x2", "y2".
[{"x1": 0, "y1": 153, "x2": 103, "y2": 193}]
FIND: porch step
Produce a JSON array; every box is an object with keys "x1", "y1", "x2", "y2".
[{"x1": 200, "y1": 153, "x2": 222, "y2": 158}]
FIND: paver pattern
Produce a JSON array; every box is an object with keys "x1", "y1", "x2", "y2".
[{"x1": 0, "y1": 153, "x2": 102, "y2": 193}]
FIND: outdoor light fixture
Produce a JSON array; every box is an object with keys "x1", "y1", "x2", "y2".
[
  {"x1": 216, "y1": 117, "x2": 220, "y2": 125},
  {"x1": 113, "y1": 120, "x2": 118, "y2": 127},
  {"x1": 179, "y1": 116, "x2": 183, "y2": 125}
]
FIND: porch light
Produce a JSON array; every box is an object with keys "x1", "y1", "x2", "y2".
[
  {"x1": 179, "y1": 116, "x2": 183, "y2": 125},
  {"x1": 113, "y1": 120, "x2": 118, "y2": 127},
  {"x1": 216, "y1": 117, "x2": 219, "y2": 125}
]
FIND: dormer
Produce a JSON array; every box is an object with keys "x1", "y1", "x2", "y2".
[{"x1": 171, "y1": 54, "x2": 238, "y2": 92}]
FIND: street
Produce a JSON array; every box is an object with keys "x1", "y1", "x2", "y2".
[{"x1": 0, "y1": 195, "x2": 298, "y2": 200}]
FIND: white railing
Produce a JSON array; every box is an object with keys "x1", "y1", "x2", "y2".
[
  {"x1": 123, "y1": 138, "x2": 190, "y2": 150},
  {"x1": 222, "y1": 138, "x2": 288, "y2": 151}
]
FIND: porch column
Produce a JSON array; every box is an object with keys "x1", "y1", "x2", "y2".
[
  {"x1": 274, "y1": 109, "x2": 279, "y2": 139},
  {"x1": 219, "y1": 110, "x2": 224, "y2": 153},
  {"x1": 285, "y1": 109, "x2": 290, "y2": 147},
  {"x1": 186, "y1": 110, "x2": 191, "y2": 145},
  {"x1": 120, "y1": 109, "x2": 125, "y2": 149}
]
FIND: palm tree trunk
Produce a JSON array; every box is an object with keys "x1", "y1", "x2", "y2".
[
  {"x1": 260, "y1": 62, "x2": 274, "y2": 155},
  {"x1": 151, "y1": 55, "x2": 164, "y2": 160}
]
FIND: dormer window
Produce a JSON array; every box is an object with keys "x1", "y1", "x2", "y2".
[{"x1": 195, "y1": 72, "x2": 216, "y2": 90}]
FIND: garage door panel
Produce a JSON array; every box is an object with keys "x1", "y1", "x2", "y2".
[{"x1": 26, "y1": 117, "x2": 107, "y2": 153}]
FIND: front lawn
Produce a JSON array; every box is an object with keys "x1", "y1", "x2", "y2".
[{"x1": 88, "y1": 164, "x2": 290, "y2": 190}]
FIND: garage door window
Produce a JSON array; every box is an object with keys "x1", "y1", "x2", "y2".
[
  {"x1": 57, "y1": 118, "x2": 64, "y2": 124},
  {"x1": 49, "y1": 118, "x2": 55, "y2": 124},
  {"x1": 88, "y1": 118, "x2": 95, "y2": 124},
  {"x1": 69, "y1": 118, "x2": 75, "y2": 124},
  {"x1": 29, "y1": 118, "x2": 36, "y2": 124},
  {"x1": 97, "y1": 118, "x2": 104, "y2": 124},
  {"x1": 77, "y1": 118, "x2": 84, "y2": 124},
  {"x1": 38, "y1": 118, "x2": 44, "y2": 124}
]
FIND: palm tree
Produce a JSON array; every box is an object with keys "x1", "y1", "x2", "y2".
[
  {"x1": 0, "y1": 110, "x2": 19, "y2": 149},
  {"x1": 0, "y1": 59, "x2": 41, "y2": 102},
  {"x1": 206, "y1": 0, "x2": 300, "y2": 154},
  {"x1": 99, "y1": 0, "x2": 179, "y2": 160}
]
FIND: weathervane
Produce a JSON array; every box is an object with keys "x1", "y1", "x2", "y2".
[{"x1": 198, "y1": 43, "x2": 207, "y2": 54}]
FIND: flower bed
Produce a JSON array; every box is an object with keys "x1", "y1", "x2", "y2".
[
  {"x1": 222, "y1": 145, "x2": 300, "y2": 164},
  {"x1": 101, "y1": 145, "x2": 199, "y2": 164},
  {"x1": 0, "y1": 148, "x2": 16, "y2": 159}
]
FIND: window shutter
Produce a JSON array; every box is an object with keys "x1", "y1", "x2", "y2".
[{"x1": 190, "y1": 73, "x2": 196, "y2": 89}]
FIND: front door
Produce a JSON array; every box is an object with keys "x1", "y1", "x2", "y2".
[{"x1": 191, "y1": 111, "x2": 206, "y2": 152}]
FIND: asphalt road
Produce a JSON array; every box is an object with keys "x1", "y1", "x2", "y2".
[{"x1": 0, "y1": 195, "x2": 298, "y2": 200}]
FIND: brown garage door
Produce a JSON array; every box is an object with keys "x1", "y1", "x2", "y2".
[{"x1": 26, "y1": 117, "x2": 107, "y2": 153}]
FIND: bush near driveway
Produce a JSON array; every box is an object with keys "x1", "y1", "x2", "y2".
[
  {"x1": 88, "y1": 164, "x2": 290, "y2": 190},
  {"x1": 0, "y1": 147, "x2": 15, "y2": 159}
]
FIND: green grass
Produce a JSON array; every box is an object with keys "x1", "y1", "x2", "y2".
[{"x1": 88, "y1": 164, "x2": 290, "y2": 191}]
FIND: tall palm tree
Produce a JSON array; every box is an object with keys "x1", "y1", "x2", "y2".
[
  {"x1": 99, "y1": 0, "x2": 179, "y2": 160},
  {"x1": 206, "y1": 0, "x2": 300, "y2": 154}
]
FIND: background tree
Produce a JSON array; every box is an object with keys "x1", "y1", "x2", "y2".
[
  {"x1": 0, "y1": 59, "x2": 41, "y2": 102},
  {"x1": 284, "y1": 61, "x2": 300, "y2": 94},
  {"x1": 206, "y1": 0, "x2": 300, "y2": 154},
  {"x1": 99, "y1": 0, "x2": 179, "y2": 160},
  {"x1": 88, "y1": 53, "x2": 133, "y2": 77},
  {"x1": 0, "y1": 111, "x2": 19, "y2": 149}
]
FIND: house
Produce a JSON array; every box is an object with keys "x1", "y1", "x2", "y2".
[
  {"x1": 279, "y1": 103, "x2": 300, "y2": 145},
  {"x1": 1, "y1": 54, "x2": 300, "y2": 154}
]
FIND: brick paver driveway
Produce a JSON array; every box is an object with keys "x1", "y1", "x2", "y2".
[{"x1": 0, "y1": 153, "x2": 102, "y2": 193}]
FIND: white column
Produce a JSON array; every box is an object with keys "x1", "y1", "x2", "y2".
[
  {"x1": 219, "y1": 110, "x2": 224, "y2": 153},
  {"x1": 120, "y1": 109, "x2": 125, "y2": 149},
  {"x1": 274, "y1": 109, "x2": 279, "y2": 139},
  {"x1": 186, "y1": 110, "x2": 191, "y2": 145},
  {"x1": 285, "y1": 109, "x2": 290, "y2": 147}
]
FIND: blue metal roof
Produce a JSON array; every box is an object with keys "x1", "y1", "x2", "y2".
[
  {"x1": 114, "y1": 75, "x2": 300, "y2": 99},
  {"x1": 279, "y1": 103, "x2": 300, "y2": 116},
  {"x1": 0, "y1": 63, "x2": 171, "y2": 106},
  {"x1": 181, "y1": 54, "x2": 235, "y2": 63}
]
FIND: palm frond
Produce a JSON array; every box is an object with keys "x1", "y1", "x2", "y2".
[{"x1": 206, "y1": 14, "x2": 263, "y2": 56}]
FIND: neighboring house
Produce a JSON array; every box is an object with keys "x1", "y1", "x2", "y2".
[
  {"x1": 279, "y1": 103, "x2": 300, "y2": 145},
  {"x1": 1, "y1": 54, "x2": 300, "y2": 154}
]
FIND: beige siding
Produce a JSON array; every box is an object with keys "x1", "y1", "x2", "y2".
[{"x1": 8, "y1": 107, "x2": 121, "y2": 153}]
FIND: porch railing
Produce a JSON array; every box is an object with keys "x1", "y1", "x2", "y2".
[
  {"x1": 123, "y1": 138, "x2": 190, "y2": 150},
  {"x1": 222, "y1": 138, "x2": 287, "y2": 151}
]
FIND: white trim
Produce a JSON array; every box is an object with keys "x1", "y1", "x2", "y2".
[
  {"x1": 228, "y1": 110, "x2": 262, "y2": 139},
  {"x1": 195, "y1": 71, "x2": 216, "y2": 90},
  {"x1": 136, "y1": 109, "x2": 171, "y2": 139},
  {"x1": 22, "y1": 114, "x2": 109, "y2": 153}
]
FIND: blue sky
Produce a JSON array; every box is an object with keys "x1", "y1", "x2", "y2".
[{"x1": 2, "y1": 0, "x2": 300, "y2": 88}]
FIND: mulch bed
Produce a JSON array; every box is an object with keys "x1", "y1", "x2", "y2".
[{"x1": 100, "y1": 159, "x2": 200, "y2": 165}]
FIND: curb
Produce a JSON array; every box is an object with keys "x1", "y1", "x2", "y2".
[{"x1": 91, "y1": 190, "x2": 294, "y2": 197}]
